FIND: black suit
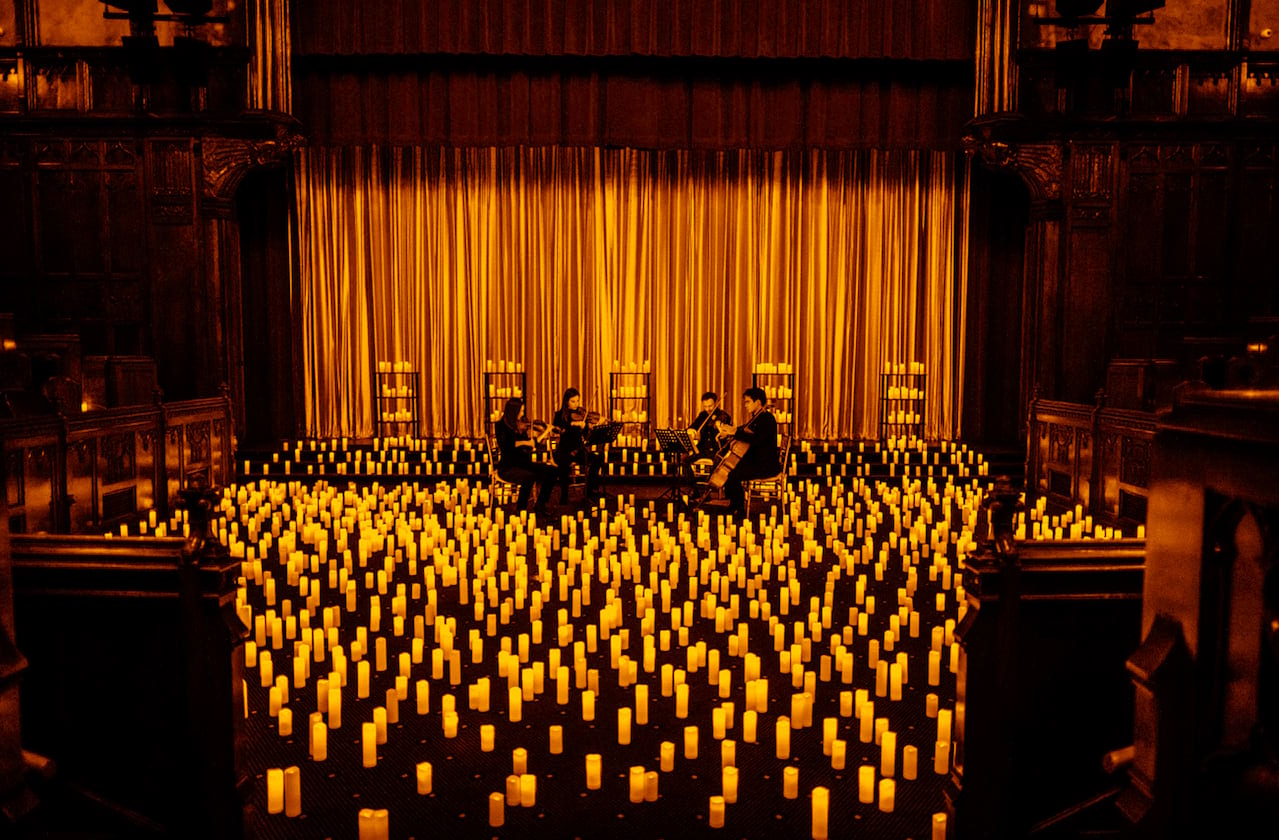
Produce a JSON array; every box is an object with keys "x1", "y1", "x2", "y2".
[{"x1": 724, "y1": 409, "x2": 780, "y2": 515}]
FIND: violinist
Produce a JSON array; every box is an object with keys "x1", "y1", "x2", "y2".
[
  {"x1": 714, "y1": 387, "x2": 779, "y2": 518},
  {"x1": 551, "y1": 387, "x2": 603, "y2": 504},
  {"x1": 494, "y1": 397, "x2": 556, "y2": 514},
  {"x1": 686, "y1": 391, "x2": 731, "y2": 458}
]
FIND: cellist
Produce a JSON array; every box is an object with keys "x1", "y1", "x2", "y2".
[{"x1": 713, "y1": 387, "x2": 779, "y2": 517}]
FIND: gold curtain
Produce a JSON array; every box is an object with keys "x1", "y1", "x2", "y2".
[{"x1": 294, "y1": 146, "x2": 969, "y2": 441}]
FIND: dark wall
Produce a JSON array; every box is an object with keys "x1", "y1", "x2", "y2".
[
  {"x1": 963, "y1": 163, "x2": 1028, "y2": 445},
  {"x1": 236, "y1": 166, "x2": 297, "y2": 445}
]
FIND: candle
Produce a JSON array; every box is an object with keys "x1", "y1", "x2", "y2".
[
  {"x1": 489, "y1": 792, "x2": 504, "y2": 827},
  {"x1": 619, "y1": 707, "x2": 632, "y2": 745},
  {"x1": 278, "y1": 707, "x2": 293, "y2": 737},
  {"x1": 481, "y1": 724, "x2": 495, "y2": 752},
  {"x1": 328, "y1": 685, "x2": 342, "y2": 729},
  {"x1": 904, "y1": 745, "x2": 918, "y2": 780},
  {"x1": 926, "y1": 692, "x2": 939, "y2": 717},
  {"x1": 879, "y1": 778, "x2": 895, "y2": 812},
  {"x1": 550, "y1": 725, "x2": 563, "y2": 754},
  {"x1": 685, "y1": 725, "x2": 699, "y2": 759},
  {"x1": 783, "y1": 766, "x2": 799, "y2": 799},
  {"x1": 629, "y1": 766, "x2": 646, "y2": 803},
  {"x1": 932, "y1": 812, "x2": 948, "y2": 840},
  {"x1": 713, "y1": 707, "x2": 726, "y2": 740},
  {"x1": 362, "y1": 722, "x2": 377, "y2": 767},
  {"x1": 443, "y1": 711, "x2": 458, "y2": 738},
  {"x1": 938, "y1": 708, "x2": 952, "y2": 742},
  {"x1": 416, "y1": 761, "x2": 432, "y2": 794},
  {"x1": 582, "y1": 689, "x2": 595, "y2": 721},
  {"x1": 935, "y1": 740, "x2": 950, "y2": 774},
  {"x1": 675, "y1": 683, "x2": 689, "y2": 718},
  {"x1": 645, "y1": 770, "x2": 659, "y2": 802},
  {"x1": 506, "y1": 775, "x2": 522, "y2": 807},
  {"x1": 743, "y1": 710, "x2": 758, "y2": 743},
  {"x1": 520, "y1": 774, "x2": 536, "y2": 807},
  {"x1": 928, "y1": 650, "x2": 941, "y2": 685},
  {"x1": 723, "y1": 766, "x2": 739, "y2": 803},
  {"x1": 812, "y1": 786, "x2": 829, "y2": 840},
  {"x1": 513, "y1": 748, "x2": 527, "y2": 776},
  {"x1": 311, "y1": 721, "x2": 327, "y2": 761},
  {"x1": 284, "y1": 766, "x2": 301, "y2": 817},
  {"x1": 858, "y1": 765, "x2": 875, "y2": 803},
  {"x1": 373, "y1": 706, "x2": 387, "y2": 743},
  {"x1": 655, "y1": 740, "x2": 674, "y2": 772},
  {"x1": 832, "y1": 739, "x2": 846, "y2": 770},
  {"x1": 510, "y1": 686, "x2": 523, "y2": 722},
  {"x1": 709, "y1": 795, "x2": 725, "y2": 829},
  {"x1": 416, "y1": 679, "x2": 429, "y2": 714},
  {"x1": 881, "y1": 731, "x2": 897, "y2": 777},
  {"x1": 776, "y1": 716, "x2": 791, "y2": 759},
  {"x1": 266, "y1": 768, "x2": 284, "y2": 814},
  {"x1": 586, "y1": 754, "x2": 602, "y2": 789}
]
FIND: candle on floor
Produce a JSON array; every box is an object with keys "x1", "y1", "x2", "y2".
[
  {"x1": 510, "y1": 686, "x2": 523, "y2": 722},
  {"x1": 812, "y1": 786, "x2": 829, "y2": 840},
  {"x1": 783, "y1": 766, "x2": 799, "y2": 799},
  {"x1": 513, "y1": 748, "x2": 527, "y2": 775},
  {"x1": 675, "y1": 683, "x2": 689, "y2": 718},
  {"x1": 582, "y1": 689, "x2": 595, "y2": 721},
  {"x1": 926, "y1": 693, "x2": 939, "y2": 717},
  {"x1": 619, "y1": 707, "x2": 632, "y2": 745},
  {"x1": 443, "y1": 711, "x2": 458, "y2": 738},
  {"x1": 373, "y1": 706, "x2": 387, "y2": 744},
  {"x1": 362, "y1": 722, "x2": 377, "y2": 767},
  {"x1": 311, "y1": 721, "x2": 327, "y2": 761},
  {"x1": 831, "y1": 739, "x2": 846, "y2": 770},
  {"x1": 645, "y1": 770, "x2": 659, "y2": 802},
  {"x1": 549, "y1": 725, "x2": 563, "y2": 754},
  {"x1": 481, "y1": 724, "x2": 495, "y2": 751},
  {"x1": 776, "y1": 716, "x2": 791, "y2": 759},
  {"x1": 586, "y1": 754, "x2": 602, "y2": 789},
  {"x1": 506, "y1": 775, "x2": 521, "y2": 807},
  {"x1": 881, "y1": 731, "x2": 897, "y2": 777},
  {"x1": 743, "y1": 710, "x2": 758, "y2": 743},
  {"x1": 879, "y1": 778, "x2": 895, "y2": 812},
  {"x1": 660, "y1": 741, "x2": 675, "y2": 772},
  {"x1": 938, "y1": 708, "x2": 952, "y2": 742},
  {"x1": 932, "y1": 812, "x2": 948, "y2": 840},
  {"x1": 904, "y1": 745, "x2": 918, "y2": 780},
  {"x1": 520, "y1": 774, "x2": 536, "y2": 807},
  {"x1": 935, "y1": 740, "x2": 950, "y2": 774},
  {"x1": 629, "y1": 766, "x2": 646, "y2": 803},
  {"x1": 709, "y1": 795, "x2": 726, "y2": 829},
  {"x1": 278, "y1": 707, "x2": 293, "y2": 737},
  {"x1": 284, "y1": 766, "x2": 301, "y2": 817},
  {"x1": 489, "y1": 792, "x2": 504, "y2": 827},
  {"x1": 416, "y1": 761, "x2": 432, "y2": 794},
  {"x1": 685, "y1": 725, "x2": 699, "y2": 759},
  {"x1": 858, "y1": 765, "x2": 875, "y2": 803},
  {"x1": 266, "y1": 768, "x2": 284, "y2": 814},
  {"x1": 723, "y1": 766, "x2": 739, "y2": 803}
]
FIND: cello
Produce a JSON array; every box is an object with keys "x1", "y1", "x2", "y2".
[{"x1": 707, "y1": 407, "x2": 760, "y2": 490}]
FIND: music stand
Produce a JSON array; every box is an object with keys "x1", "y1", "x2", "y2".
[
  {"x1": 654, "y1": 428, "x2": 697, "y2": 508},
  {"x1": 587, "y1": 421, "x2": 623, "y2": 447}
]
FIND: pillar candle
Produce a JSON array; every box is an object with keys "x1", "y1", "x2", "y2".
[
  {"x1": 926, "y1": 692, "x2": 939, "y2": 717},
  {"x1": 266, "y1": 768, "x2": 284, "y2": 814},
  {"x1": 645, "y1": 770, "x2": 659, "y2": 802},
  {"x1": 743, "y1": 710, "x2": 758, "y2": 743},
  {"x1": 284, "y1": 766, "x2": 301, "y2": 817},
  {"x1": 489, "y1": 792, "x2": 504, "y2": 828},
  {"x1": 881, "y1": 731, "x2": 897, "y2": 777},
  {"x1": 311, "y1": 721, "x2": 327, "y2": 761},
  {"x1": 629, "y1": 766, "x2": 646, "y2": 803},
  {"x1": 586, "y1": 754, "x2": 602, "y2": 789},
  {"x1": 278, "y1": 707, "x2": 293, "y2": 737},
  {"x1": 443, "y1": 711, "x2": 458, "y2": 738},
  {"x1": 582, "y1": 689, "x2": 595, "y2": 721},
  {"x1": 832, "y1": 739, "x2": 846, "y2": 770},
  {"x1": 823, "y1": 718, "x2": 837, "y2": 755},
  {"x1": 932, "y1": 812, "x2": 948, "y2": 840},
  {"x1": 362, "y1": 722, "x2": 377, "y2": 767},
  {"x1": 878, "y1": 778, "x2": 895, "y2": 812},
  {"x1": 712, "y1": 707, "x2": 726, "y2": 740},
  {"x1": 709, "y1": 795, "x2": 725, "y2": 829},
  {"x1": 776, "y1": 716, "x2": 791, "y2": 759},
  {"x1": 519, "y1": 774, "x2": 536, "y2": 807},
  {"x1": 938, "y1": 708, "x2": 952, "y2": 742},
  {"x1": 506, "y1": 775, "x2": 522, "y2": 807},
  {"x1": 373, "y1": 706, "x2": 387, "y2": 744},
  {"x1": 904, "y1": 745, "x2": 918, "y2": 780},
  {"x1": 660, "y1": 741, "x2": 675, "y2": 772},
  {"x1": 723, "y1": 766, "x2": 739, "y2": 804},
  {"x1": 328, "y1": 685, "x2": 342, "y2": 729},
  {"x1": 684, "y1": 725, "x2": 699, "y2": 759},
  {"x1": 812, "y1": 786, "x2": 829, "y2": 840},
  {"x1": 549, "y1": 725, "x2": 563, "y2": 754},
  {"x1": 859, "y1": 764, "x2": 875, "y2": 803},
  {"x1": 889, "y1": 663, "x2": 902, "y2": 701},
  {"x1": 510, "y1": 686, "x2": 523, "y2": 723},
  {"x1": 934, "y1": 740, "x2": 950, "y2": 774},
  {"x1": 481, "y1": 724, "x2": 495, "y2": 751},
  {"x1": 675, "y1": 683, "x2": 689, "y2": 718},
  {"x1": 859, "y1": 707, "x2": 873, "y2": 743},
  {"x1": 416, "y1": 761, "x2": 432, "y2": 794},
  {"x1": 783, "y1": 766, "x2": 799, "y2": 799},
  {"x1": 619, "y1": 707, "x2": 632, "y2": 745}
]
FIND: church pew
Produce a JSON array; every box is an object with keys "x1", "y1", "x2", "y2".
[
  {"x1": 10, "y1": 521, "x2": 248, "y2": 838},
  {"x1": 948, "y1": 534, "x2": 1145, "y2": 838}
]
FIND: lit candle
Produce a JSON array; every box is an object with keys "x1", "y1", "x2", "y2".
[
  {"x1": 266, "y1": 768, "x2": 284, "y2": 814},
  {"x1": 783, "y1": 766, "x2": 799, "y2": 799},
  {"x1": 311, "y1": 721, "x2": 327, "y2": 761},
  {"x1": 443, "y1": 711, "x2": 458, "y2": 738},
  {"x1": 859, "y1": 764, "x2": 875, "y2": 803},
  {"x1": 549, "y1": 725, "x2": 563, "y2": 754},
  {"x1": 722, "y1": 765, "x2": 739, "y2": 804},
  {"x1": 645, "y1": 770, "x2": 659, "y2": 802},
  {"x1": 878, "y1": 778, "x2": 895, "y2": 812},
  {"x1": 510, "y1": 686, "x2": 523, "y2": 723},
  {"x1": 926, "y1": 693, "x2": 939, "y2": 717},
  {"x1": 932, "y1": 812, "x2": 948, "y2": 840},
  {"x1": 629, "y1": 766, "x2": 646, "y2": 803},
  {"x1": 328, "y1": 685, "x2": 342, "y2": 729},
  {"x1": 586, "y1": 754, "x2": 602, "y2": 789},
  {"x1": 506, "y1": 775, "x2": 521, "y2": 807},
  {"x1": 743, "y1": 710, "x2": 758, "y2": 743},
  {"x1": 489, "y1": 792, "x2": 504, "y2": 828},
  {"x1": 675, "y1": 683, "x2": 689, "y2": 718},
  {"x1": 362, "y1": 722, "x2": 377, "y2": 767},
  {"x1": 619, "y1": 707, "x2": 632, "y2": 745},
  {"x1": 284, "y1": 766, "x2": 301, "y2": 817},
  {"x1": 416, "y1": 761, "x2": 432, "y2": 794},
  {"x1": 278, "y1": 707, "x2": 293, "y2": 737},
  {"x1": 684, "y1": 725, "x2": 699, "y2": 759},
  {"x1": 934, "y1": 740, "x2": 950, "y2": 774},
  {"x1": 709, "y1": 795, "x2": 726, "y2": 829},
  {"x1": 928, "y1": 650, "x2": 941, "y2": 685},
  {"x1": 938, "y1": 708, "x2": 952, "y2": 742},
  {"x1": 831, "y1": 739, "x2": 846, "y2": 770},
  {"x1": 481, "y1": 724, "x2": 495, "y2": 751},
  {"x1": 881, "y1": 731, "x2": 897, "y2": 777},
  {"x1": 520, "y1": 774, "x2": 536, "y2": 807},
  {"x1": 582, "y1": 689, "x2": 595, "y2": 721},
  {"x1": 812, "y1": 786, "x2": 829, "y2": 840},
  {"x1": 904, "y1": 745, "x2": 918, "y2": 780},
  {"x1": 416, "y1": 679, "x2": 429, "y2": 714}
]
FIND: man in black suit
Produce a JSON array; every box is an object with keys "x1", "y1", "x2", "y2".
[{"x1": 715, "y1": 387, "x2": 780, "y2": 517}]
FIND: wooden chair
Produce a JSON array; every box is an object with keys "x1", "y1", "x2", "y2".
[
  {"x1": 744, "y1": 433, "x2": 792, "y2": 518},
  {"x1": 484, "y1": 434, "x2": 521, "y2": 506}
]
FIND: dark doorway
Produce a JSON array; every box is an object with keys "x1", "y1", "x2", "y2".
[{"x1": 236, "y1": 166, "x2": 296, "y2": 447}]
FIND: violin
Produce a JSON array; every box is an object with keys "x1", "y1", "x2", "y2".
[
  {"x1": 511, "y1": 416, "x2": 552, "y2": 447},
  {"x1": 569, "y1": 407, "x2": 603, "y2": 428}
]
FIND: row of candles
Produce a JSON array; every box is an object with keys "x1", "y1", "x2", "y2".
[
  {"x1": 213, "y1": 461, "x2": 987, "y2": 840},
  {"x1": 376, "y1": 361, "x2": 417, "y2": 373},
  {"x1": 884, "y1": 363, "x2": 927, "y2": 375}
]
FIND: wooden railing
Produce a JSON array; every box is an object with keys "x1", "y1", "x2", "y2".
[
  {"x1": 1027, "y1": 396, "x2": 1156, "y2": 527},
  {"x1": 0, "y1": 395, "x2": 233, "y2": 535}
]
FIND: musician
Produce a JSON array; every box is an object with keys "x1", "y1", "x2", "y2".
[
  {"x1": 551, "y1": 388, "x2": 603, "y2": 504},
  {"x1": 714, "y1": 387, "x2": 780, "y2": 517},
  {"x1": 686, "y1": 391, "x2": 732, "y2": 458},
  {"x1": 494, "y1": 397, "x2": 556, "y2": 514}
]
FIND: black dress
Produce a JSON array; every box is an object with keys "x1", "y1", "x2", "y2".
[
  {"x1": 551, "y1": 409, "x2": 603, "y2": 503},
  {"x1": 494, "y1": 420, "x2": 556, "y2": 510}
]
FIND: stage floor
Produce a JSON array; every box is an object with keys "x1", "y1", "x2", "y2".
[{"x1": 235, "y1": 448, "x2": 974, "y2": 839}]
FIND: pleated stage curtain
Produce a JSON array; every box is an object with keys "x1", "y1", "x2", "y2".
[{"x1": 293, "y1": 146, "x2": 969, "y2": 441}]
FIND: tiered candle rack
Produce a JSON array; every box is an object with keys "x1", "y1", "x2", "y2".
[
  {"x1": 482, "y1": 366, "x2": 527, "y2": 438},
  {"x1": 609, "y1": 369, "x2": 652, "y2": 443},
  {"x1": 752, "y1": 362, "x2": 795, "y2": 436},
  {"x1": 879, "y1": 365, "x2": 926, "y2": 442},
  {"x1": 375, "y1": 364, "x2": 420, "y2": 439}
]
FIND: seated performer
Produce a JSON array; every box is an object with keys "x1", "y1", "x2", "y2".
[
  {"x1": 494, "y1": 397, "x2": 557, "y2": 514},
  {"x1": 686, "y1": 391, "x2": 732, "y2": 458},
  {"x1": 551, "y1": 387, "x2": 603, "y2": 504},
  {"x1": 715, "y1": 387, "x2": 780, "y2": 517}
]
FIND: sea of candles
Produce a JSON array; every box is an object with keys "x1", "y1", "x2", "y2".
[{"x1": 209, "y1": 434, "x2": 1016, "y2": 836}]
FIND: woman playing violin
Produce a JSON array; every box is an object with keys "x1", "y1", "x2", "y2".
[
  {"x1": 495, "y1": 397, "x2": 557, "y2": 514},
  {"x1": 552, "y1": 387, "x2": 603, "y2": 505}
]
